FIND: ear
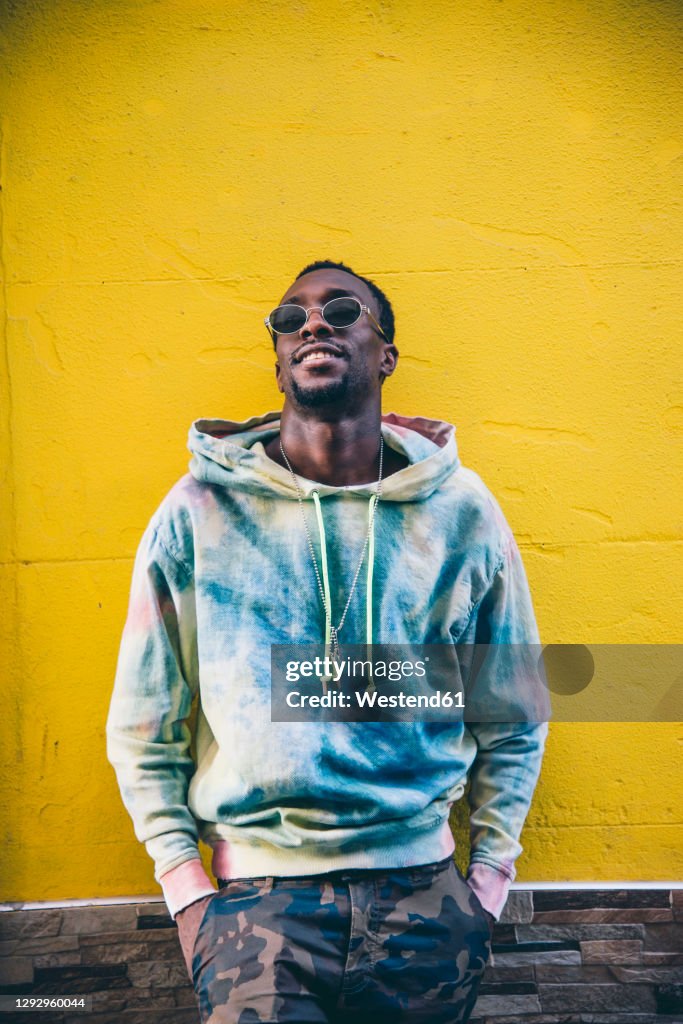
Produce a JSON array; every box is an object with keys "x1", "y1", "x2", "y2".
[
  {"x1": 378, "y1": 344, "x2": 399, "y2": 383},
  {"x1": 274, "y1": 359, "x2": 285, "y2": 394}
]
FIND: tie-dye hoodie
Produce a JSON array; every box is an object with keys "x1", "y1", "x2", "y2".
[{"x1": 107, "y1": 411, "x2": 547, "y2": 919}]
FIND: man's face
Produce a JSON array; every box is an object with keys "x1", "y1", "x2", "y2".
[{"x1": 273, "y1": 268, "x2": 398, "y2": 411}]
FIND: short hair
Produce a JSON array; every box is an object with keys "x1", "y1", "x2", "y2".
[{"x1": 272, "y1": 259, "x2": 395, "y2": 348}]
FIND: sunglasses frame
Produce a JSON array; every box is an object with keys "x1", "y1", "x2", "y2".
[{"x1": 265, "y1": 296, "x2": 389, "y2": 344}]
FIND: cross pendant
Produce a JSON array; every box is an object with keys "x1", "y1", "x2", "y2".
[
  {"x1": 329, "y1": 626, "x2": 340, "y2": 662},
  {"x1": 321, "y1": 628, "x2": 341, "y2": 694}
]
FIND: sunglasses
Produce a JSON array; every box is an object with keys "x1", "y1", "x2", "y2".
[{"x1": 265, "y1": 296, "x2": 389, "y2": 343}]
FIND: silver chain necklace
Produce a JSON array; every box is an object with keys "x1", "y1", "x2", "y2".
[{"x1": 279, "y1": 435, "x2": 384, "y2": 660}]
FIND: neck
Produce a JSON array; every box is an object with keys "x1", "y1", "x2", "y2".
[{"x1": 277, "y1": 405, "x2": 383, "y2": 487}]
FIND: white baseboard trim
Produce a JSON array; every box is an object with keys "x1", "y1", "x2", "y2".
[{"x1": 0, "y1": 880, "x2": 680, "y2": 912}]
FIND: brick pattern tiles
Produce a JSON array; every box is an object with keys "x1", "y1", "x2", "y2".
[{"x1": 0, "y1": 889, "x2": 681, "y2": 1023}]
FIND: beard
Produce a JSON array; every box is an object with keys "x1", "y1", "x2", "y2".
[{"x1": 289, "y1": 374, "x2": 351, "y2": 407}]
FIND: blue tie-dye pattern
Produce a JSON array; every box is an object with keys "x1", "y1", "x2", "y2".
[{"x1": 107, "y1": 412, "x2": 546, "y2": 887}]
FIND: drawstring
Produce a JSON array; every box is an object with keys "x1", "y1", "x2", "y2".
[
  {"x1": 279, "y1": 436, "x2": 383, "y2": 673},
  {"x1": 312, "y1": 492, "x2": 377, "y2": 655},
  {"x1": 366, "y1": 495, "x2": 377, "y2": 690},
  {"x1": 312, "y1": 491, "x2": 332, "y2": 650},
  {"x1": 366, "y1": 495, "x2": 377, "y2": 648}
]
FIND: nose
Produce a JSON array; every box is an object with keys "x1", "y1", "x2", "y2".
[{"x1": 300, "y1": 307, "x2": 331, "y2": 340}]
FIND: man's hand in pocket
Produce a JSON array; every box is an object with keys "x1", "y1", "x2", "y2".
[{"x1": 175, "y1": 893, "x2": 215, "y2": 981}]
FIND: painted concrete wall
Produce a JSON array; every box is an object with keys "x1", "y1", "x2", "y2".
[{"x1": 1, "y1": 0, "x2": 681, "y2": 901}]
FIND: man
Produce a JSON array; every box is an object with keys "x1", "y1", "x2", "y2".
[{"x1": 107, "y1": 260, "x2": 547, "y2": 1023}]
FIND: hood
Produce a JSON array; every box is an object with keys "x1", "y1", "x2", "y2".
[{"x1": 188, "y1": 410, "x2": 459, "y2": 502}]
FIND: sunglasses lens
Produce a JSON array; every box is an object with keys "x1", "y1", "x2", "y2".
[
  {"x1": 270, "y1": 305, "x2": 307, "y2": 334},
  {"x1": 323, "y1": 297, "x2": 362, "y2": 328}
]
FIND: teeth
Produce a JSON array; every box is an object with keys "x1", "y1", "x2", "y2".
[{"x1": 302, "y1": 351, "x2": 337, "y2": 362}]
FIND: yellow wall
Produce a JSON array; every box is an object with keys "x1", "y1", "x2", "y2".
[{"x1": 1, "y1": 0, "x2": 681, "y2": 902}]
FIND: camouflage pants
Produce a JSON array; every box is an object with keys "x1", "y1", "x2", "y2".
[{"x1": 191, "y1": 856, "x2": 493, "y2": 1023}]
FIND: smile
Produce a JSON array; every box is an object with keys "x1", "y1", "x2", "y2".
[
  {"x1": 301, "y1": 351, "x2": 341, "y2": 363},
  {"x1": 295, "y1": 344, "x2": 345, "y2": 365}
]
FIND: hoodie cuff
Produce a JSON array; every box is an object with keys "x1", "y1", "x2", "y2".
[
  {"x1": 159, "y1": 858, "x2": 217, "y2": 920},
  {"x1": 466, "y1": 862, "x2": 512, "y2": 921}
]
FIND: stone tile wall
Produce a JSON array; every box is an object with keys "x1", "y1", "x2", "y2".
[
  {"x1": 471, "y1": 888, "x2": 683, "y2": 1022},
  {"x1": 0, "y1": 889, "x2": 681, "y2": 1023}
]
